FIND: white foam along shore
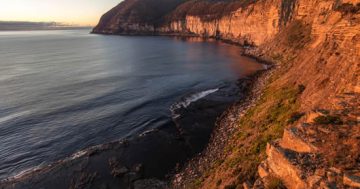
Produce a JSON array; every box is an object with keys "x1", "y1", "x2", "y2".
[
  {"x1": 2, "y1": 149, "x2": 89, "y2": 182},
  {"x1": 170, "y1": 88, "x2": 219, "y2": 119}
]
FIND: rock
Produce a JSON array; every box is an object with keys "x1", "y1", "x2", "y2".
[
  {"x1": 326, "y1": 171, "x2": 336, "y2": 183},
  {"x1": 306, "y1": 111, "x2": 324, "y2": 124},
  {"x1": 329, "y1": 167, "x2": 341, "y2": 174},
  {"x1": 315, "y1": 169, "x2": 326, "y2": 177},
  {"x1": 280, "y1": 127, "x2": 318, "y2": 153},
  {"x1": 319, "y1": 181, "x2": 334, "y2": 189},
  {"x1": 120, "y1": 163, "x2": 145, "y2": 182},
  {"x1": 264, "y1": 141, "x2": 308, "y2": 189},
  {"x1": 108, "y1": 158, "x2": 129, "y2": 177},
  {"x1": 258, "y1": 161, "x2": 270, "y2": 178},
  {"x1": 133, "y1": 164, "x2": 144, "y2": 174},
  {"x1": 112, "y1": 166, "x2": 129, "y2": 177},
  {"x1": 252, "y1": 178, "x2": 265, "y2": 189},
  {"x1": 307, "y1": 175, "x2": 323, "y2": 187},
  {"x1": 133, "y1": 179, "x2": 168, "y2": 189},
  {"x1": 317, "y1": 127, "x2": 331, "y2": 134}
]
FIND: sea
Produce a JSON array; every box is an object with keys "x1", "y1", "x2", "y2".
[{"x1": 0, "y1": 29, "x2": 264, "y2": 179}]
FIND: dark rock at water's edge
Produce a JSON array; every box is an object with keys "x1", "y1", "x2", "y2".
[{"x1": 0, "y1": 76, "x2": 258, "y2": 189}]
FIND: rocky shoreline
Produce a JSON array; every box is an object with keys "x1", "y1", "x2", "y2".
[{"x1": 171, "y1": 56, "x2": 275, "y2": 188}]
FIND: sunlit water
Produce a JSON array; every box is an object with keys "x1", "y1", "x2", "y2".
[{"x1": 0, "y1": 29, "x2": 263, "y2": 179}]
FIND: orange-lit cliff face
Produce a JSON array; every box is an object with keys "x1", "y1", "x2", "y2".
[{"x1": 94, "y1": 0, "x2": 360, "y2": 188}]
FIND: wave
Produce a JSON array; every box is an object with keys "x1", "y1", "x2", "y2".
[
  {"x1": 170, "y1": 88, "x2": 219, "y2": 119},
  {"x1": 2, "y1": 149, "x2": 89, "y2": 182},
  {"x1": 1, "y1": 139, "x2": 122, "y2": 182},
  {"x1": 7, "y1": 164, "x2": 44, "y2": 181},
  {"x1": 0, "y1": 111, "x2": 32, "y2": 124}
]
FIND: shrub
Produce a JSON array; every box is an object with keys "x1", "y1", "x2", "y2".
[
  {"x1": 288, "y1": 112, "x2": 305, "y2": 123},
  {"x1": 271, "y1": 53, "x2": 284, "y2": 62},
  {"x1": 224, "y1": 183, "x2": 237, "y2": 189},
  {"x1": 317, "y1": 109, "x2": 330, "y2": 115},
  {"x1": 192, "y1": 178, "x2": 203, "y2": 188},
  {"x1": 313, "y1": 115, "x2": 343, "y2": 125},
  {"x1": 336, "y1": 3, "x2": 360, "y2": 15},
  {"x1": 266, "y1": 176, "x2": 286, "y2": 189},
  {"x1": 286, "y1": 21, "x2": 311, "y2": 49},
  {"x1": 216, "y1": 179, "x2": 222, "y2": 186},
  {"x1": 297, "y1": 84, "x2": 306, "y2": 93}
]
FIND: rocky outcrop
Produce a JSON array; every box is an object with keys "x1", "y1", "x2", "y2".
[{"x1": 251, "y1": 92, "x2": 360, "y2": 189}]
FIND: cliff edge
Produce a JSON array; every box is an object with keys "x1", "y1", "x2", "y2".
[{"x1": 96, "y1": 0, "x2": 360, "y2": 188}]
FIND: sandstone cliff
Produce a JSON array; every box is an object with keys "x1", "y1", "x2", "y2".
[{"x1": 94, "y1": 0, "x2": 360, "y2": 188}]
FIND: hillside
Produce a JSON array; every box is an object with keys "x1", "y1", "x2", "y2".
[
  {"x1": 92, "y1": 0, "x2": 185, "y2": 34},
  {"x1": 94, "y1": 0, "x2": 360, "y2": 188}
]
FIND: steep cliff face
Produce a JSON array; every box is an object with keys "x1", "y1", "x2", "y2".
[
  {"x1": 94, "y1": 0, "x2": 360, "y2": 188},
  {"x1": 93, "y1": 0, "x2": 288, "y2": 45},
  {"x1": 162, "y1": 0, "x2": 302, "y2": 46}
]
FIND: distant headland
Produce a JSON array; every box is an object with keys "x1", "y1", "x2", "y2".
[{"x1": 0, "y1": 21, "x2": 92, "y2": 31}]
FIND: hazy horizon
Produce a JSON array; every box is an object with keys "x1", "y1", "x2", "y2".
[
  {"x1": 0, "y1": 0, "x2": 121, "y2": 26},
  {"x1": 0, "y1": 21, "x2": 94, "y2": 31}
]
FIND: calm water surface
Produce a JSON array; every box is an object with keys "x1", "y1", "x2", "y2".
[{"x1": 0, "y1": 29, "x2": 263, "y2": 179}]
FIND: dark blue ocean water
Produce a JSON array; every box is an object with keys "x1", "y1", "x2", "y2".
[{"x1": 0, "y1": 29, "x2": 263, "y2": 179}]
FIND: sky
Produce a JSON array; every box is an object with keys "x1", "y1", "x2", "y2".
[{"x1": 0, "y1": 0, "x2": 121, "y2": 26}]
